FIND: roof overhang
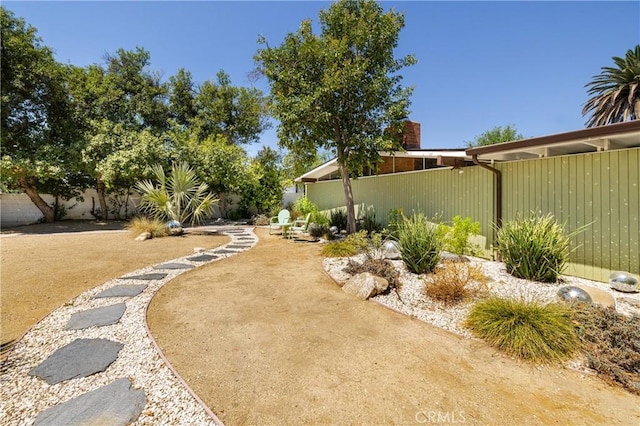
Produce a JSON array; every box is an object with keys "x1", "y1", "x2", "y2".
[
  {"x1": 466, "y1": 120, "x2": 640, "y2": 162},
  {"x1": 295, "y1": 150, "x2": 469, "y2": 182}
]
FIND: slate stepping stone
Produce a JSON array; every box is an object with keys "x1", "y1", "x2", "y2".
[
  {"x1": 93, "y1": 285, "x2": 147, "y2": 298},
  {"x1": 119, "y1": 272, "x2": 167, "y2": 281},
  {"x1": 227, "y1": 244, "x2": 250, "y2": 249},
  {"x1": 153, "y1": 263, "x2": 195, "y2": 270},
  {"x1": 187, "y1": 254, "x2": 217, "y2": 262},
  {"x1": 224, "y1": 229, "x2": 245, "y2": 233},
  {"x1": 29, "y1": 338, "x2": 123, "y2": 385},
  {"x1": 213, "y1": 249, "x2": 238, "y2": 254},
  {"x1": 237, "y1": 237, "x2": 254, "y2": 240},
  {"x1": 34, "y1": 378, "x2": 146, "y2": 426},
  {"x1": 65, "y1": 303, "x2": 127, "y2": 330}
]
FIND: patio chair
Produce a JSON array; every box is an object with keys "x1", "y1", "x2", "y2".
[
  {"x1": 269, "y1": 209, "x2": 291, "y2": 235},
  {"x1": 288, "y1": 213, "x2": 311, "y2": 239}
]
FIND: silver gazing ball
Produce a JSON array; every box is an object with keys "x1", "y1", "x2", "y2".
[
  {"x1": 329, "y1": 226, "x2": 339, "y2": 234},
  {"x1": 609, "y1": 271, "x2": 640, "y2": 293},
  {"x1": 166, "y1": 220, "x2": 181, "y2": 229},
  {"x1": 382, "y1": 240, "x2": 402, "y2": 260},
  {"x1": 557, "y1": 286, "x2": 593, "y2": 304}
]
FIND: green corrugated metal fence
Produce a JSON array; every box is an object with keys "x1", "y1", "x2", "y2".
[{"x1": 306, "y1": 147, "x2": 639, "y2": 282}]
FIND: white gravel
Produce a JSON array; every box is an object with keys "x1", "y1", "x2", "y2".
[
  {"x1": 0, "y1": 227, "x2": 257, "y2": 426},
  {"x1": 323, "y1": 254, "x2": 640, "y2": 340}
]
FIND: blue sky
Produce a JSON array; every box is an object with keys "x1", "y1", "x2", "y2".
[{"x1": 5, "y1": 1, "x2": 639, "y2": 157}]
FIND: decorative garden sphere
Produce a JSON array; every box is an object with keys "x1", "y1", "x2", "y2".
[
  {"x1": 382, "y1": 240, "x2": 402, "y2": 260},
  {"x1": 166, "y1": 220, "x2": 181, "y2": 229},
  {"x1": 608, "y1": 271, "x2": 640, "y2": 293},
  {"x1": 329, "y1": 226, "x2": 339, "y2": 234},
  {"x1": 557, "y1": 286, "x2": 593, "y2": 304}
]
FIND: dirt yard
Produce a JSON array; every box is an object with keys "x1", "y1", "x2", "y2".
[
  {"x1": 2, "y1": 222, "x2": 639, "y2": 425},
  {"x1": 0, "y1": 221, "x2": 229, "y2": 346}
]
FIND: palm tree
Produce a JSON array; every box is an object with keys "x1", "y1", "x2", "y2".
[
  {"x1": 136, "y1": 162, "x2": 218, "y2": 226},
  {"x1": 582, "y1": 45, "x2": 640, "y2": 127}
]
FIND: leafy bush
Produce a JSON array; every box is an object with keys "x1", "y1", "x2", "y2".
[
  {"x1": 465, "y1": 297, "x2": 579, "y2": 364},
  {"x1": 321, "y1": 230, "x2": 369, "y2": 257},
  {"x1": 497, "y1": 212, "x2": 581, "y2": 283},
  {"x1": 571, "y1": 304, "x2": 640, "y2": 395},
  {"x1": 345, "y1": 257, "x2": 400, "y2": 291},
  {"x1": 358, "y1": 207, "x2": 382, "y2": 235},
  {"x1": 441, "y1": 216, "x2": 481, "y2": 256},
  {"x1": 311, "y1": 210, "x2": 330, "y2": 226},
  {"x1": 126, "y1": 217, "x2": 169, "y2": 238},
  {"x1": 330, "y1": 208, "x2": 348, "y2": 232},
  {"x1": 308, "y1": 223, "x2": 329, "y2": 239},
  {"x1": 293, "y1": 196, "x2": 318, "y2": 216},
  {"x1": 396, "y1": 213, "x2": 443, "y2": 274},
  {"x1": 424, "y1": 260, "x2": 488, "y2": 306},
  {"x1": 136, "y1": 162, "x2": 218, "y2": 226},
  {"x1": 385, "y1": 208, "x2": 405, "y2": 239}
]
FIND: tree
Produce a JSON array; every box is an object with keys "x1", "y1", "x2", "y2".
[
  {"x1": 582, "y1": 45, "x2": 640, "y2": 127},
  {"x1": 255, "y1": 0, "x2": 415, "y2": 233},
  {"x1": 466, "y1": 125, "x2": 523, "y2": 148},
  {"x1": 168, "y1": 68, "x2": 197, "y2": 127},
  {"x1": 243, "y1": 147, "x2": 285, "y2": 215},
  {"x1": 1, "y1": 7, "x2": 85, "y2": 222},
  {"x1": 191, "y1": 70, "x2": 270, "y2": 145}
]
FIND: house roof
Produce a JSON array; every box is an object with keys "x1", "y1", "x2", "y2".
[
  {"x1": 466, "y1": 120, "x2": 640, "y2": 162},
  {"x1": 295, "y1": 149, "x2": 469, "y2": 182}
]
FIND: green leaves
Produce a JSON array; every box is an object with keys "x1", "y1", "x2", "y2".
[{"x1": 466, "y1": 125, "x2": 523, "y2": 148}]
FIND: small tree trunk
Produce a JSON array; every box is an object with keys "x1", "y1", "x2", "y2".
[
  {"x1": 337, "y1": 154, "x2": 357, "y2": 234},
  {"x1": 19, "y1": 178, "x2": 55, "y2": 223},
  {"x1": 96, "y1": 176, "x2": 109, "y2": 221}
]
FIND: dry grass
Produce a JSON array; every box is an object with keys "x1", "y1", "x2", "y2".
[
  {"x1": 424, "y1": 260, "x2": 488, "y2": 306},
  {"x1": 125, "y1": 217, "x2": 169, "y2": 238}
]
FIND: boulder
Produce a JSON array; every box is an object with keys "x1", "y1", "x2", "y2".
[
  {"x1": 573, "y1": 285, "x2": 616, "y2": 309},
  {"x1": 134, "y1": 232, "x2": 151, "y2": 241},
  {"x1": 342, "y1": 272, "x2": 388, "y2": 300}
]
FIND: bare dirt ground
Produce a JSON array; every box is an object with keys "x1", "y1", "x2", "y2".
[
  {"x1": 148, "y1": 228, "x2": 640, "y2": 425},
  {"x1": 2, "y1": 222, "x2": 639, "y2": 425},
  {"x1": 1, "y1": 220, "x2": 229, "y2": 346}
]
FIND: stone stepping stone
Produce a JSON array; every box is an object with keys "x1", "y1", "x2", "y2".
[
  {"x1": 153, "y1": 263, "x2": 195, "y2": 270},
  {"x1": 119, "y1": 272, "x2": 167, "y2": 281},
  {"x1": 188, "y1": 254, "x2": 218, "y2": 262},
  {"x1": 227, "y1": 244, "x2": 250, "y2": 249},
  {"x1": 29, "y1": 338, "x2": 123, "y2": 385},
  {"x1": 213, "y1": 249, "x2": 238, "y2": 254},
  {"x1": 224, "y1": 229, "x2": 245, "y2": 233},
  {"x1": 65, "y1": 303, "x2": 127, "y2": 330},
  {"x1": 93, "y1": 285, "x2": 147, "y2": 299},
  {"x1": 237, "y1": 236, "x2": 254, "y2": 240},
  {"x1": 34, "y1": 378, "x2": 146, "y2": 426}
]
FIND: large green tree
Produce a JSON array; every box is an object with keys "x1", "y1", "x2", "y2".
[
  {"x1": 582, "y1": 45, "x2": 640, "y2": 127},
  {"x1": 255, "y1": 0, "x2": 415, "y2": 233},
  {"x1": 1, "y1": 7, "x2": 85, "y2": 222},
  {"x1": 466, "y1": 125, "x2": 523, "y2": 148}
]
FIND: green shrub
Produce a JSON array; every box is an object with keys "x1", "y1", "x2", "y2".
[
  {"x1": 465, "y1": 297, "x2": 579, "y2": 364},
  {"x1": 309, "y1": 223, "x2": 329, "y2": 239},
  {"x1": 385, "y1": 208, "x2": 405, "y2": 239},
  {"x1": 497, "y1": 212, "x2": 581, "y2": 283},
  {"x1": 293, "y1": 196, "x2": 318, "y2": 216},
  {"x1": 330, "y1": 208, "x2": 348, "y2": 232},
  {"x1": 311, "y1": 210, "x2": 329, "y2": 226},
  {"x1": 126, "y1": 217, "x2": 169, "y2": 238},
  {"x1": 358, "y1": 207, "x2": 382, "y2": 235},
  {"x1": 396, "y1": 213, "x2": 443, "y2": 274},
  {"x1": 571, "y1": 304, "x2": 640, "y2": 395},
  {"x1": 441, "y1": 215, "x2": 481, "y2": 256},
  {"x1": 320, "y1": 230, "x2": 369, "y2": 257}
]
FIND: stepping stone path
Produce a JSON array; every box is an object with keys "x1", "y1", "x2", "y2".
[{"x1": 1, "y1": 227, "x2": 258, "y2": 425}]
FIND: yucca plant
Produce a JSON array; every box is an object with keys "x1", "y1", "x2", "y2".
[
  {"x1": 466, "y1": 297, "x2": 579, "y2": 364},
  {"x1": 396, "y1": 213, "x2": 443, "y2": 274},
  {"x1": 136, "y1": 162, "x2": 218, "y2": 226},
  {"x1": 496, "y1": 213, "x2": 583, "y2": 283}
]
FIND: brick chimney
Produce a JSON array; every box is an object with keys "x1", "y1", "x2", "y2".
[{"x1": 402, "y1": 121, "x2": 421, "y2": 150}]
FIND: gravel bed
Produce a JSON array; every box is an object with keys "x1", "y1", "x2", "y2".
[
  {"x1": 323, "y1": 254, "x2": 640, "y2": 339},
  {"x1": 0, "y1": 228, "x2": 257, "y2": 425}
]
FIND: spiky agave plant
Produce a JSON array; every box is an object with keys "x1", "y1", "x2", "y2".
[{"x1": 136, "y1": 162, "x2": 218, "y2": 226}]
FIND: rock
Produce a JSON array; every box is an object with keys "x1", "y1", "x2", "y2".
[
  {"x1": 34, "y1": 378, "x2": 146, "y2": 426},
  {"x1": 119, "y1": 273, "x2": 167, "y2": 281},
  {"x1": 65, "y1": 303, "x2": 127, "y2": 330},
  {"x1": 93, "y1": 285, "x2": 147, "y2": 298},
  {"x1": 188, "y1": 254, "x2": 217, "y2": 262},
  {"x1": 135, "y1": 232, "x2": 151, "y2": 241},
  {"x1": 342, "y1": 272, "x2": 389, "y2": 300},
  {"x1": 153, "y1": 263, "x2": 195, "y2": 270},
  {"x1": 29, "y1": 338, "x2": 123, "y2": 385},
  {"x1": 168, "y1": 227, "x2": 184, "y2": 236},
  {"x1": 382, "y1": 240, "x2": 402, "y2": 260},
  {"x1": 574, "y1": 285, "x2": 616, "y2": 308},
  {"x1": 227, "y1": 244, "x2": 250, "y2": 249}
]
